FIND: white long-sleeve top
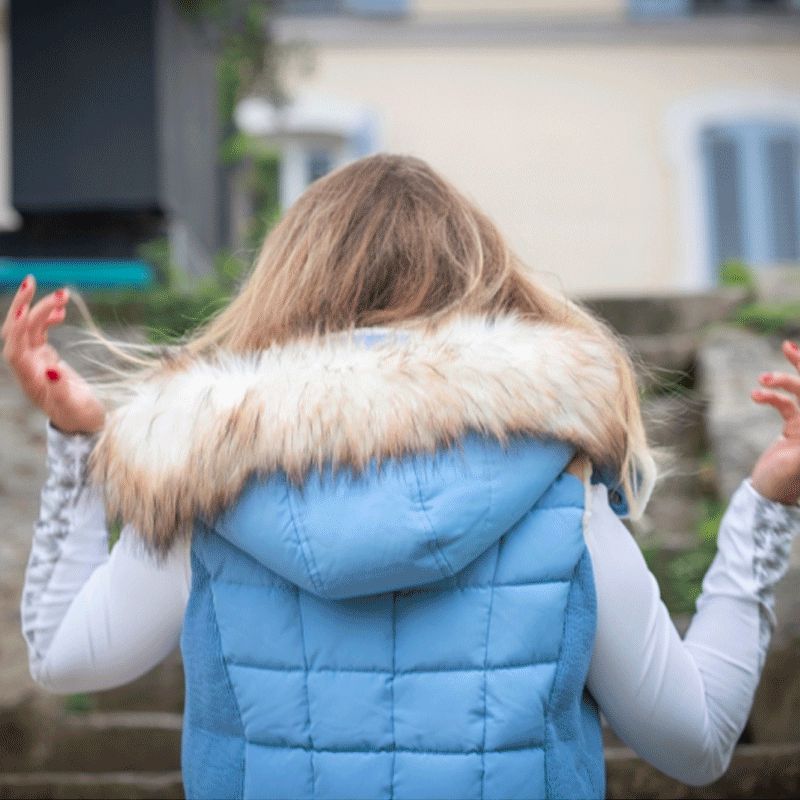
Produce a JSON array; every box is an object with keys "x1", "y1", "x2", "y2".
[{"x1": 20, "y1": 418, "x2": 800, "y2": 786}]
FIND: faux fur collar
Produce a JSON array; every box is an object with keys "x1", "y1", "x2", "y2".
[{"x1": 86, "y1": 314, "x2": 657, "y2": 555}]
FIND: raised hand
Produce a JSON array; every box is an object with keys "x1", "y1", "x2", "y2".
[
  {"x1": 1, "y1": 274, "x2": 106, "y2": 435},
  {"x1": 750, "y1": 340, "x2": 800, "y2": 504}
]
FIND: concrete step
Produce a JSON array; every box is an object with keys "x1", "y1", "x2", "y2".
[
  {"x1": 0, "y1": 711, "x2": 182, "y2": 773},
  {"x1": 0, "y1": 770, "x2": 184, "y2": 799},
  {"x1": 2, "y1": 743, "x2": 797, "y2": 800},
  {"x1": 605, "y1": 742, "x2": 800, "y2": 799},
  {"x1": 582, "y1": 289, "x2": 749, "y2": 338},
  {"x1": 89, "y1": 649, "x2": 184, "y2": 713}
]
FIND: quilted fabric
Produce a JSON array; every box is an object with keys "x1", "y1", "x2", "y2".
[{"x1": 180, "y1": 430, "x2": 606, "y2": 800}]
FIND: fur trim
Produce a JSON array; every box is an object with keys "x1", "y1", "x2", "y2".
[{"x1": 86, "y1": 314, "x2": 657, "y2": 555}]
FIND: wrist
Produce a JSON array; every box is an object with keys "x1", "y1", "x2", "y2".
[
  {"x1": 747, "y1": 474, "x2": 800, "y2": 507},
  {"x1": 48, "y1": 418, "x2": 101, "y2": 437}
]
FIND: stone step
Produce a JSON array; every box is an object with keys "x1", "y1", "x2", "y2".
[
  {"x1": 605, "y1": 742, "x2": 800, "y2": 800},
  {"x1": 0, "y1": 711, "x2": 182, "y2": 773},
  {"x1": 89, "y1": 649, "x2": 184, "y2": 713},
  {"x1": 2, "y1": 743, "x2": 797, "y2": 800},
  {"x1": 582, "y1": 289, "x2": 749, "y2": 338},
  {"x1": 0, "y1": 770, "x2": 184, "y2": 800}
]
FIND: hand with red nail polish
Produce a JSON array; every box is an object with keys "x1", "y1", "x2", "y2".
[
  {"x1": 1, "y1": 275, "x2": 105, "y2": 434},
  {"x1": 749, "y1": 339, "x2": 800, "y2": 504}
]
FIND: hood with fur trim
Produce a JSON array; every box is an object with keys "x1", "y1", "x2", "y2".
[{"x1": 86, "y1": 314, "x2": 657, "y2": 558}]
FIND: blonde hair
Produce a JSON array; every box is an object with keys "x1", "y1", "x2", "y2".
[{"x1": 69, "y1": 152, "x2": 658, "y2": 515}]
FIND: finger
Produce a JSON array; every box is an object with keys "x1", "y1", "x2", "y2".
[
  {"x1": 1, "y1": 274, "x2": 36, "y2": 338},
  {"x1": 1, "y1": 276, "x2": 36, "y2": 364},
  {"x1": 759, "y1": 370, "x2": 800, "y2": 402},
  {"x1": 751, "y1": 388, "x2": 799, "y2": 422},
  {"x1": 782, "y1": 340, "x2": 800, "y2": 373},
  {"x1": 27, "y1": 289, "x2": 68, "y2": 348}
]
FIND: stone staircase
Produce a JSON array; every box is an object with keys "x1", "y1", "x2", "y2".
[
  {"x1": 0, "y1": 650, "x2": 184, "y2": 799},
  {"x1": 2, "y1": 288, "x2": 800, "y2": 798}
]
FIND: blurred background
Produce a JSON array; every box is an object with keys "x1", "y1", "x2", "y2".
[{"x1": 0, "y1": 1, "x2": 799, "y2": 798}]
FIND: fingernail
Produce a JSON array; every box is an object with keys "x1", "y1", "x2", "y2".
[
  {"x1": 20, "y1": 278, "x2": 27, "y2": 290},
  {"x1": 788, "y1": 341, "x2": 799, "y2": 351},
  {"x1": 54, "y1": 288, "x2": 65, "y2": 300},
  {"x1": 45, "y1": 368, "x2": 59, "y2": 382},
  {"x1": 15, "y1": 304, "x2": 24, "y2": 319},
  {"x1": 760, "y1": 372, "x2": 772, "y2": 382}
]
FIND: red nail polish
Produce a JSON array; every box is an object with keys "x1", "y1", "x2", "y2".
[
  {"x1": 15, "y1": 305, "x2": 24, "y2": 319},
  {"x1": 20, "y1": 278, "x2": 28, "y2": 290},
  {"x1": 45, "y1": 368, "x2": 59, "y2": 382},
  {"x1": 790, "y1": 342, "x2": 799, "y2": 351},
  {"x1": 54, "y1": 288, "x2": 65, "y2": 300}
]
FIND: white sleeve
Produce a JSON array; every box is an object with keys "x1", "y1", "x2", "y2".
[
  {"x1": 585, "y1": 477, "x2": 800, "y2": 786},
  {"x1": 21, "y1": 419, "x2": 191, "y2": 695}
]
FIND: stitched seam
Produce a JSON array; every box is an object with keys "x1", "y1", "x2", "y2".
[
  {"x1": 479, "y1": 541, "x2": 502, "y2": 800},
  {"x1": 208, "y1": 581, "x2": 246, "y2": 799},
  {"x1": 390, "y1": 591, "x2": 397, "y2": 800},
  {"x1": 225, "y1": 660, "x2": 559, "y2": 673},
  {"x1": 213, "y1": 578, "x2": 572, "y2": 591},
  {"x1": 284, "y1": 482, "x2": 326, "y2": 595},
  {"x1": 410, "y1": 456, "x2": 454, "y2": 577},
  {"x1": 244, "y1": 743, "x2": 546, "y2": 754},
  {"x1": 295, "y1": 585, "x2": 317, "y2": 798},
  {"x1": 543, "y1": 554, "x2": 582, "y2": 800}
]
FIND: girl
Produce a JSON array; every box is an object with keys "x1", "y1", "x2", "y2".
[{"x1": 5, "y1": 153, "x2": 800, "y2": 800}]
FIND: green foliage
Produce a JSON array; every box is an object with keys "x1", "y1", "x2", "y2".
[
  {"x1": 718, "y1": 258, "x2": 800, "y2": 335},
  {"x1": 733, "y1": 301, "x2": 800, "y2": 336},
  {"x1": 719, "y1": 259, "x2": 756, "y2": 292},
  {"x1": 86, "y1": 238, "x2": 248, "y2": 344},
  {"x1": 64, "y1": 693, "x2": 94, "y2": 713},
  {"x1": 108, "y1": 518, "x2": 123, "y2": 551},
  {"x1": 642, "y1": 497, "x2": 724, "y2": 616}
]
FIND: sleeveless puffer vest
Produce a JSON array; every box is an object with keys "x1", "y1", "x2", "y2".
[{"x1": 86, "y1": 315, "x2": 657, "y2": 800}]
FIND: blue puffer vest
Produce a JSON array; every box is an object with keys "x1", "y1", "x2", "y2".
[
  {"x1": 86, "y1": 316, "x2": 655, "y2": 800},
  {"x1": 181, "y1": 432, "x2": 612, "y2": 800}
]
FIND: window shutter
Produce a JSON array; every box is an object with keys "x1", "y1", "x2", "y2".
[
  {"x1": 628, "y1": 0, "x2": 691, "y2": 17},
  {"x1": 702, "y1": 128, "x2": 744, "y2": 270},
  {"x1": 765, "y1": 131, "x2": 800, "y2": 261},
  {"x1": 343, "y1": 0, "x2": 409, "y2": 14}
]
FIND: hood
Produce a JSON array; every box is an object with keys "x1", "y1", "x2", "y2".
[
  {"x1": 86, "y1": 313, "x2": 657, "y2": 567},
  {"x1": 209, "y1": 430, "x2": 579, "y2": 599}
]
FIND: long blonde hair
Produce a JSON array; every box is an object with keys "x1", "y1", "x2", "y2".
[{"x1": 70, "y1": 152, "x2": 657, "y2": 514}]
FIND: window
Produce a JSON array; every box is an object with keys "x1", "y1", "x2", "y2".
[
  {"x1": 629, "y1": 0, "x2": 691, "y2": 16},
  {"x1": 629, "y1": 0, "x2": 798, "y2": 15},
  {"x1": 702, "y1": 122, "x2": 800, "y2": 274},
  {"x1": 695, "y1": 0, "x2": 794, "y2": 11},
  {"x1": 306, "y1": 148, "x2": 335, "y2": 184}
]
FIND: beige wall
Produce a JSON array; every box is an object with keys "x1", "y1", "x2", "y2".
[
  {"x1": 413, "y1": 1, "x2": 624, "y2": 17},
  {"x1": 281, "y1": 43, "x2": 800, "y2": 297}
]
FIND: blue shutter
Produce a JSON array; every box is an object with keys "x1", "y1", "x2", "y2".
[
  {"x1": 307, "y1": 149, "x2": 334, "y2": 184},
  {"x1": 343, "y1": 0, "x2": 409, "y2": 14},
  {"x1": 765, "y1": 131, "x2": 800, "y2": 261},
  {"x1": 702, "y1": 121, "x2": 800, "y2": 277},
  {"x1": 629, "y1": 0, "x2": 692, "y2": 17},
  {"x1": 702, "y1": 127, "x2": 744, "y2": 271}
]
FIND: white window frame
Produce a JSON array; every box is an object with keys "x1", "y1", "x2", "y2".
[{"x1": 665, "y1": 89, "x2": 800, "y2": 289}]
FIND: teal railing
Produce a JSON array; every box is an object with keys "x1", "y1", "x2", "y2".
[{"x1": 0, "y1": 259, "x2": 154, "y2": 291}]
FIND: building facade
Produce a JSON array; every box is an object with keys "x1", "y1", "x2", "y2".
[
  {"x1": 0, "y1": 0, "x2": 224, "y2": 289},
  {"x1": 256, "y1": 0, "x2": 800, "y2": 296}
]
